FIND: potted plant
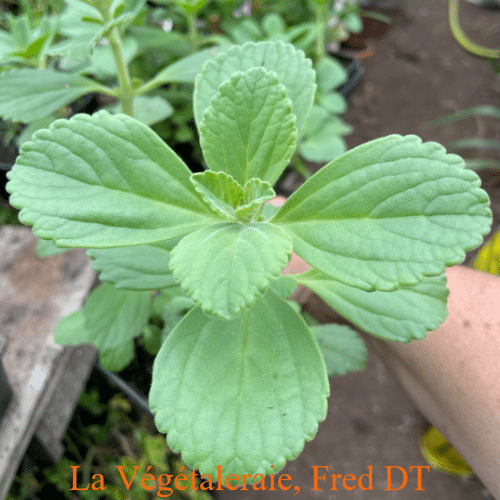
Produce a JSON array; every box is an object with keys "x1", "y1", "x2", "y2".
[{"x1": 6, "y1": 35, "x2": 492, "y2": 488}]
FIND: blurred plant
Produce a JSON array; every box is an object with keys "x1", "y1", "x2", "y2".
[
  {"x1": 7, "y1": 387, "x2": 212, "y2": 499},
  {"x1": 0, "y1": 0, "x2": 227, "y2": 152},
  {"x1": 448, "y1": 0, "x2": 500, "y2": 60},
  {"x1": 425, "y1": 105, "x2": 500, "y2": 170}
]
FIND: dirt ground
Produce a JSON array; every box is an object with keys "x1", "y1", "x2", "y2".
[{"x1": 218, "y1": 1, "x2": 499, "y2": 499}]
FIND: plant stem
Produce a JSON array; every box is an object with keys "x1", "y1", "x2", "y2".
[
  {"x1": 315, "y1": 1, "x2": 328, "y2": 61},
  {"x1": 106, "y1": 23, "x2": 134, "y2": 116},
  {"x1": 448, "y1": 0, "x2": 500, "y2": 59},
  {"x1": 187, "y1": 11, "x2": 199, "y2": 51},
  {"x1": 291, "y1": 156, "x2": 312, "y2": 179}
]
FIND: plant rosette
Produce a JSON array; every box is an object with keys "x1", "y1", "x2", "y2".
[{"x1": 6, "y1": 41, "x2": 492, "y2": 483}]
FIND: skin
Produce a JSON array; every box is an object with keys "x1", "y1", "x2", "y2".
[{"x1": 271, "y1": 197, "x2": 500, "y2": 498}]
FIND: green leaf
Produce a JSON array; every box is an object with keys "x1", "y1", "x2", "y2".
[
  {"x1": 310, "y1": 324, "x2": 367, "y2": 376},
  {"x1": 269, "y1": 275, "x2": 297, "y2": 297},
  {"x1": 317, "y1": 92, "x2": 347, "y2": 114},
  {"x1": 82, "y1": 282, "x2": 151, "y2": 351},
  {"x1": 142, "y1": 324, "x2": 163, "y2": 356},
  {"x1": 87, "y1": 240, "x2": 178, "y2": 290},
  {"x1": 16, "y1": 116, "x2": 57, "y2": 148},
  {"x1": 58, "y1": 0, "x2": 103, "y2": 39},
  {"x1": 200, "y1": 67, "x2": 297, "y2": 186},
  {"x1": 84, "y1": 37, "x2": 138, "y2": 79},
  {"x1": 169, "y1": 221, "x2": 293, "y2": 318},
  {"x1": 273, "y1": 135, "x2": 492, "y2": 291},
  {"x1": 53, "y1": 309, "x2": 90, "y2": 345},
  {"x1": 295, "y1": 270, "x2": 449, "y2": 342},
  {"x1": 0, "y1": 69, "x2": 108, "y2": 122},
  {"x1": 262, "y1": 13, "x2": 286, "y2": 37},
  {"x1": 99, "y1": 340, "x2": 135, "y2": 372},
  {"x1": 109, "y1": 95, "x2": 174, "y2": 126},
  {"x1": 7, "y1": 111, "x2": 217, "y2": 248},
  {"x1": 236, "y1": 178, "x2": 276, "y2": 219},
  {"x1": 36, "y1": 238, "x2": 68, "y2": 257},
  {"x1": 299, "y1": 129, "x2": 346, "y2": 163},
  {"x1": 194, "y1": 41, "x2": 316, "y2": 139},
  {"x1": 190, "y1": 171, "x2": 243, "y2": 219},
  {"x1": 174, "y1": 0, "x2": 209, "y2": 14},
  {"x1": 131, "y1": 95, "x2": 173, "y2": 126},
  {"x1": 342, "y1": 13, "x2": 363, "y2": 34},
  {"x1": 87, "y1": 12, "x2": 138, "y2": 56},
  {"x1": 315, "y1": 56, "x2": 347, "y2": 93},
  {"x1": 127, "y1": 26, "x2": 190, "y2": 56},
  {"x1": 146, "y1": 45, "x2": 229, "y2": 88},
  {"x1": 150, "y1": 288, "x2": 329, "y2": 481},
  {"x1": 9, "y1": 32, "x2": 52, "y2": 60}
]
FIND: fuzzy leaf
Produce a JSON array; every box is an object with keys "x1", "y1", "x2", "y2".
[
  {"x1": 315, "y1": 56, "x2": 347, "y2": 93},
  {"x1": 190, "y1": 171, "x2": 243, "y2": 219},
  {"x1": 299, "y1": 130, "x2": 346, "y2": 163},
  {"x1": 7, "y1": 111, "x2": 217, "y2": 248},
  {"x1": 236, "y1": 178, "x2": 276, "y2": 219},
  {"x1": 169, "y1": 221, "x2": 293, "y2": 318},
  {"x1": 36, "y1": 238, "x2": 68, "y2": 257},
  {"x1": 142, "y1": 324, "x2": 163, "y2": 356},
  {"x1": 200, "y1": 67, "x2": 296, "y2": 186},
  {"x1": 295, "y1": 270, "x2": 449, "y2": 342},
  {"x1": 150, "y1": 288, "x2": 329, "y2": 482},
  {"x1": 317, "y1": 92, "x2": 347, "y2": 113},
  {"x1": 147, "y1": 45, "x2": 229, "y2": 86},
  {"x1": 99, "y1": 340, "x2": 135, "y2": 372},
  {"x1": 87, "y1": 240, "x2": 178, "y2": 290},
  {"x1": 82, "y1": 282, "x2": 151, "y2": 351},
  {"x1": 194, "y1": 41, "x2": 315, "y2": 139},
  {"x1": 273, "y1": 135, "x2": 491, "y2": 291},
  {"x1": 0, "y1": 68, "x2": 107, "y2": 122},
  {"x1": 269, "y1": 275, "x2": 297, "y2": 297},
  {"x1": 310, "y1": 324, "x2": 367, "y2": 376},
  {"x1": 110, "y1": 95, "x2": 173, "y2": 126},
  {"x1": 53, "y1": 309, "x2": 89, "y2": 345}
]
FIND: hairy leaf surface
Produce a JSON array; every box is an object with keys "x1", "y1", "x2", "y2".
[
  {"x1": 295, "y1": 270, "x2": 449, "y2": 342},
  {"x1": 169, "y1": 221, "x2": 293, "y2": 318},
  {"x1": 7, "y1": 111, "x2": 217, "y2": 248},
  {"x1": 190, "y1": 171, "x2": 243, "y2": 219},
  {"x1": 0, "y1": 68, "x2": 108, "y2": 122},
  {"x1": 310, "y1": 324, "x2": 367, "y2": 376},
  {"x1": 98, "y1": 340, "x2": 135, "y2": 372},
  {"x1": 194, "y1": 41, "x2": 315, "y2": 139},
  {"x1": 200, "y1": 67, "x2": 297, "y2": 186},
  {"x1": 147, "y1": 45, "x2": 228, "y2": 86},
  {"x1": 150, "y1": 288, "x2": 329, "y2": 481},
  {"x1": 82, "y1": 283, "x2": 151, "y2": 351},
  {"x1": 273, "y1": 135, "x2": 491, "y2": 290},
  {"x1": 88, "y1": 239, "x2": 178, "y2": 290}
]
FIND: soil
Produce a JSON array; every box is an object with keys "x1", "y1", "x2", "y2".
[{"x1": 217, "y1": 0, "x2": 500, "y2": 499}]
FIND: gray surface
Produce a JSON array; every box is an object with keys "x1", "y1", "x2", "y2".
[{"x1": 0, "y1": 226, "x2": 96, "y2": 499}]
